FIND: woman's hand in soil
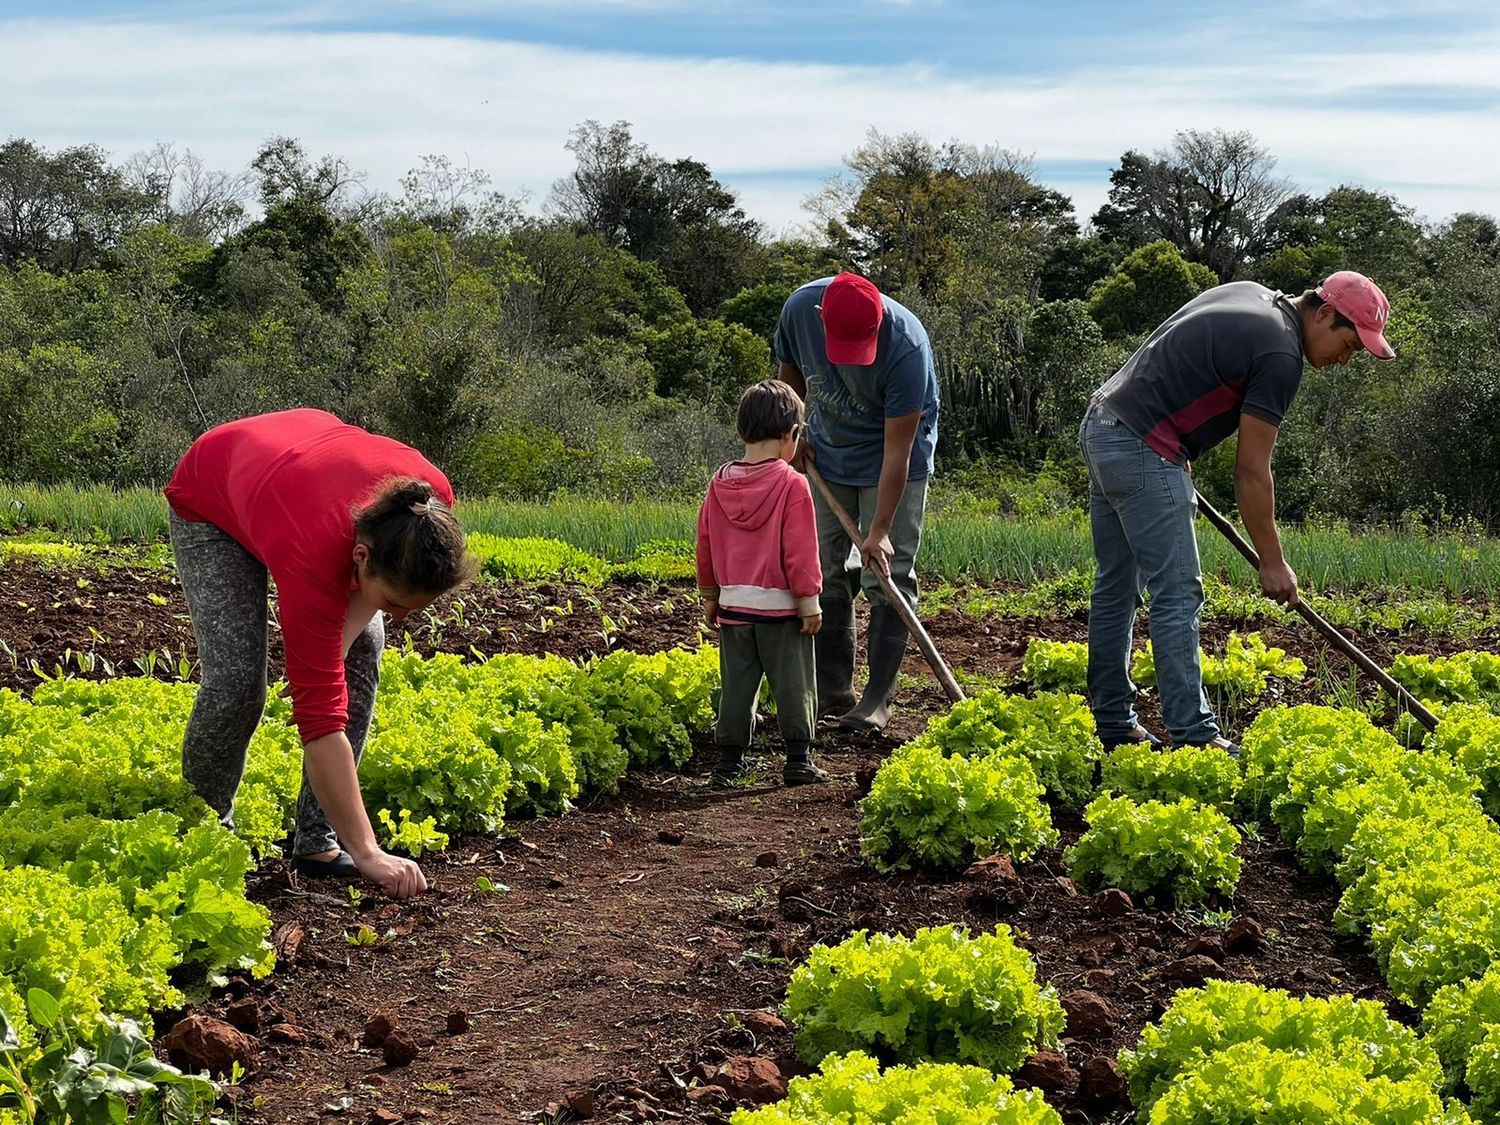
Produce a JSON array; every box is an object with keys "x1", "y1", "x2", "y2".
[{"x1": 355, "y1": 848, "x2": 429, "y2": 899}]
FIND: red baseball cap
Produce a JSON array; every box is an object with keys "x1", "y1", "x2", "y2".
[
  {"x1": 820, "y1": 272, "x2": 884, "y2": 366},
  {"x1": 1316, "y1": 271, "x2": 1396, "y2": 360}
]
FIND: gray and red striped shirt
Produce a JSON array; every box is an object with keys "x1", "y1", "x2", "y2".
[{"x1": 1097, "y1": 281, "x2": 1305, "y2": 465}]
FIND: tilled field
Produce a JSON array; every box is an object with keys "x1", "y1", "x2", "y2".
[{"x1": 0, "y1": 556, "x2": 1480, "y2": 1123}]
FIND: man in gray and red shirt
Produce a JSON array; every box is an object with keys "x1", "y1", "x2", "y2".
[{"x1": 1080, "y1": 272, "x2": 1396, "y2": 754}]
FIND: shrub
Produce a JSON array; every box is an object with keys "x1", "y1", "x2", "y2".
[
  {"x1": 1066, "y1": 794, "x2": 1241, "y2": 905},
  {"x1": 731, "y1": 1050, "x2": 1063, "y2": 1124},
  {"x1": 860, "y1": 742, "x2": 1058, "y2": 873},
  {"x1": 783, "y1": 925, "x2": 1064, "y2": 1072},
  {"x1": 1100, "y1": 742, "x2": 1239, "y2": 813}
]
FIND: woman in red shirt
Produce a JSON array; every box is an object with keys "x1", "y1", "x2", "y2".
[{"x1": 166, "y1": 409, "x2": 476, "y2": 899}]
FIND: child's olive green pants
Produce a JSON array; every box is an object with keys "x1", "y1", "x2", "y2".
[{"x1": 715, "y1": 620, "x2": 816, "y2": 748}]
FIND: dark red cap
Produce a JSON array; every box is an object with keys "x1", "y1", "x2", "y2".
[{"x1": 820, "y1": 273, "x2": 883, "y2": 366}]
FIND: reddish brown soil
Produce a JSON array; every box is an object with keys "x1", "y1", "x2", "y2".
[{"x1": 0, "y1": 555, "x2": 1477, "y2": 1123}]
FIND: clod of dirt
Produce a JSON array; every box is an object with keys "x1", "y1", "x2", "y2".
[
  {"x1": 854, "y1": 766, "x2": 878, "y2": 795},
  {"x1": 565, "y1": 1088, "x2": 596, "y2": 1117},
  {"x1": 708, "y1": 1056, "x2": 788, "y2": 1103},
  {"x1": 547, "y1": 875, "x2": 567, "y2": 889},
  {"x1": 1054, "y1": 877, "x2": 1079, "y2": 897},
  {"x1": 1136, "y1": 930, "x2": 1164, "y2": 950},
  {"x1": 963, "y1": 854, "x2": 1018, "y2": 882},
  {"x1": 767, "y1": 933, "x2": 798, "y2": 959},
  {"x1": 1061, "y1": 990, "x2": 1117, "y2": 1039},
  {"x1": 369, "y1": 1110, "x2": 403, "y2": 1125},
  {"x1": 1181, "y1": 935, "x2": 1226, "y2": 962},
  {"x1": 1225, "y1": 916, "x2": 1266, "y2": 952},
  {"x1": 1076, "y1": 947, "x2": 1105, "y2": 968},
  {"x1": 362, "y1": 1010, "x2": 397, "y2": 1048},
  {"x1": 754, "y1": 851, "x2": 779, "y2": 868},
  {"x1": 742, "y1": 1011, "x2": 787, "y2": 1035},
  {"x1": 446, "y1": 1009, "x2": 471, "y2": 1035},
  {"x1": 1094, "y1": 888, "x2": 1134, "y2": 916},
  {"x1": 1085, "y1": 969, "x2": 1118, "y2": 990},
  {"x1": 223, "y1": 998, "x2": 260, "y2": 1034},
  {"x1": 657, "y1": 829, "x2": 685, "y2": 846},
  {"x1": 382, "y1": 1029, "x2": 421, "y2": 1067},
  {"x1": 1164, "y1": 955, "x2": 1225, "y2": 985},
  {"x1": 1079, "y1": 1055, "x2": 1128, "y2": 1102},
  {"x1": 686, "y1": 1085, "x2": 733, "y2": 1107},
  {"x1": 265, "y1": 1024, "x2": 310, "y2": 1046},
  {"x1": 1018, "y1": 1049, "x2": 1076, "y2": 1091},
  {"x1": 163, "y1": 1015, "x2": 260, "y2": 1076}
]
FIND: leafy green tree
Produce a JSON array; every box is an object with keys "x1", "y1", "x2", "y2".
[
  {"x1": 1093, "y1": 130, "x2": 1291, "y2": 281},
  {"x1": 0, "y1": 139, "x2": 155, "y2": 271},
  {"x1": 1088, "y1": 239, "x2": 1218, "y2": 338}
]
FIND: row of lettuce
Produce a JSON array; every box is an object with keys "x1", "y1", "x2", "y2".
[
  {"x1": 11, "y1": 622, "x2": 1500, "y2": 1121},
  {"x1": 737, "y1": 638, "x2": 1500, "y2": 1123},
  {"x1": 0, "y1": 643, "x2": 717, "y2": 1120}
]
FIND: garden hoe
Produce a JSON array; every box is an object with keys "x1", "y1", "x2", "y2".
[
  {"x1": 1195, "y1": 491, "x2": 1439, "y2": 733},
  {"x1": 803, "y1": 462, "x2": 966, "y2": 706}
]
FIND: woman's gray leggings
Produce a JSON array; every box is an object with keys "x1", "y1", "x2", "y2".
[{"x1": 169, "y1": 513, "x2": 383, "y2": 859}]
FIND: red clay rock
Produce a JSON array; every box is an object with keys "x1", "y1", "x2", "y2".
[
  {"x1": 1085, "y1": 969, "x2": 1118, "y2": 989},
  {"x1": 1225, "y1": 916, "x2": 1266, "y2": 952},
  {"x1": 382, "y1": 1029, "x2": 421, "y2": 1067},
  {"x1": 709, "y1": 1056, "x2": 787, "y2": 1103},
  {"x1": 1061, "y1": 990, "x2": 1117, "y2": 1039},
  {"x1": 1019, "y1": 1049, "x2": 1076, "y2": 1091},
  {"x1": 1095, "y1": 888, "x2": 1134, "y2": 916},
  {"x1": 264, "y1": 1023, "x2": 309, "y2": 1046},
  {"x1": 963, "y1": 854, "x2": 1018, "y2": 882},
  {"x1": 163, "y1": 1015, "x2": 259, "y2": 1076},
  {"x1": 362, "y1": 1010, "x2": 397, "y2": 1048},
  {"x1": 222, "y1": 998, "x2": 260, "y2": 1034},
  {"x1": 1080, "y1": 1055, "x2": 1128, "y2": 1102},
  {"x1": 369, "y1": 1110, "x2": 403, "y2": 1125},
  {"x1": 686, "y1": 1085, "x2": 733, "y2": 1107},
  {"x1": 1165, "y1": 955, "x2": 1224, "y2": 985},
  {"x1": 565, "y1": 1088, "x2": 595, "y2": 1117},
  {"x1": 1182, "y1": 935, "x2": 1225, "y2": 962},
  {"x1": 743, "y1": 1010, "x2": 787, "y2": 1035}
]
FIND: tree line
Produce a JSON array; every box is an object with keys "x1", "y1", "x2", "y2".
[{"x1": 2, "y1": 123, "x2": 1498, "y2": 527}]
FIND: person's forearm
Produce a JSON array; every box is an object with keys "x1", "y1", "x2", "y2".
[
  {"x1": 779, "y1": 361, "x2": 806, "y2": 400},
  {"x1": 1234, "y1": 468, "x2": 1285, "y2": 567},
  {"x1": 870, "y1": 451, "x2": 910, "y2": 538},
  {"x1": 302, "y1": 731, "x2": 380, "y2": 859}
]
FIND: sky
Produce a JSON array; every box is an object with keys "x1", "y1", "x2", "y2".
[{"x1": 3, "y1": 0, "x2": 1499, "y2": 236}]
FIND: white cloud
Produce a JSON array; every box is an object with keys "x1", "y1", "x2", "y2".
[{"x1": 1, "y1": 16, "x2": 1498, "y2": 234}]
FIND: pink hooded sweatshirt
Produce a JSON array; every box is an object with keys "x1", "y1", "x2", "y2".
[{"x1": 696, "y1": 459, "x2": 821, "y2": 624}]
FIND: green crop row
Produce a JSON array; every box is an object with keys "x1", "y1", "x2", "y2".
[
  {"x1": 0, "y1": 643, "x2": 720, "y2": 1114},
  {"x1": 1020, "y1": 633, "x2": 1305, "y2": 699},
  {"x1": 8, "y1": 483, "x2": 1500, "y2": 598}
]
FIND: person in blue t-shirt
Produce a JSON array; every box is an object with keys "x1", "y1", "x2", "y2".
[{"x1": 773, "y1": 272, "x2": 940, "y2": 733}]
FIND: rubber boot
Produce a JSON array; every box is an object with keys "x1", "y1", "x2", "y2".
[
  {"x1": 783, "y1": 741, "x2": 829, "y2": 786},
  {"x1": 816, "y1": 598, "x2": 857, "y2": 719},
  {"x1": 839, "y1": 604, "x2": 909, "y2": 734},
  {"x1": 710, "y1": 745, "x2": 746, "y2": 788}
]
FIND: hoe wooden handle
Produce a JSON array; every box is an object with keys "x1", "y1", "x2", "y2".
[
  {"x1": 1195, "y1": 491, "x2": 1439, "y2": 733},
  {"x1": 803, "y1": 461, "x2": 966, "y2": 706}
]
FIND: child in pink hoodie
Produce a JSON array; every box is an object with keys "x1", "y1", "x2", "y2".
[{"x1": 697, "y1": 380, "x2": 827, "y2": 786}]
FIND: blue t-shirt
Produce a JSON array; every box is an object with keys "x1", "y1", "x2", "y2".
[{"x1": 773, "y1": 277, "x2": 940, "y2": 487}]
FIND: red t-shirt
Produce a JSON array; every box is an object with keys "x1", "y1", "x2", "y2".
[{"x1": 165, "y1": 409, "x2": 455, "y2": 744}]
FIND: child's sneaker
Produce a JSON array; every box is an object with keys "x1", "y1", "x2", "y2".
[{"x1": 783, "y1": 742, "x2": 829, "y2": 786}]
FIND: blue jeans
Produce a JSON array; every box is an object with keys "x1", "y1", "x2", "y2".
[{"x1": 1078, "y1": 405, "x2": 1218, "y2": 745}]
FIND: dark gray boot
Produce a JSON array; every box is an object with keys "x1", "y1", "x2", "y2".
[
  {"x1": 710, "y1": 745, "x2": 746, "y2": 788},
  {"x1": 839, "y1": 604, "x2": 909, "y2": 733},
  {"x1": 783, "y1": 741, "x2": 829, "y2": 786},
  {"x1": 815, "y1": 598, "x2": 857, "y2": 718}
]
